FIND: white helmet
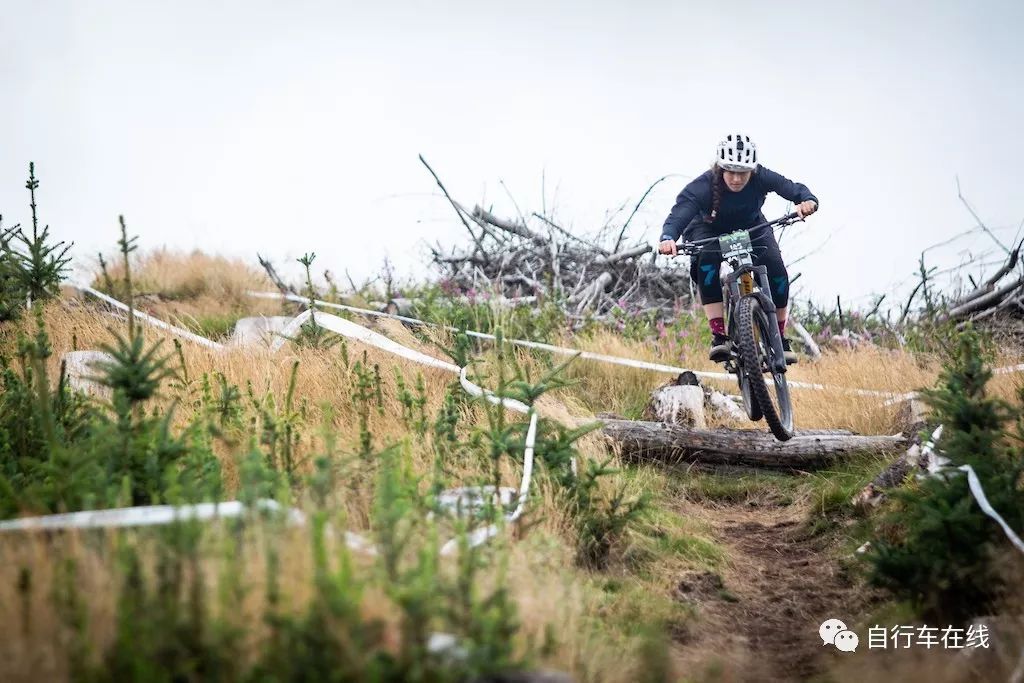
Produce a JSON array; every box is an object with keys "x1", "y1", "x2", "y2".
[{"x1": 716, "y1": 133, "x2": 758, "y2": 171}]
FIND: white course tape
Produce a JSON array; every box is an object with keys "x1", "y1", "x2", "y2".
[
  {"x1": 249, "y1": 290, "x2": 427, "y2": 326},
  {"x1": 270, "y1": 309, "x2": 461, "y2": 373},
  {"x1": 458, "y1": 365, "x2": 529, "y2": 414},
  {"x1": 0, "y1": 500, "x2": 303, "y2": 531},
  {"x1": 921, "y1": 424, "x2": 950, "y2": 474},
  {"x1": 0, "y1": 499, "x2": 376, "y2": 553},
  {"x1": 440, "y1": 411, "x2": 538, "y2": 556},
  {"x1": 882, "y1": 391, "x2": 920, "y2": 407},
  {"x1": 958, "y1": 464, "x2": 1024, "y2": 555},
  {"x1": 247, "y1": 291, "x2": 906, "y2": 398},
  {"x1": 919, "y1": 425, "x2": 1024, "y2": 556},
  {"x1": 266, "y1": 313, "x2": 547, "y2": 554},
  {"x1": 75, "y1": 284, "x2": 224, "y2": 350},
  {"x1": 458, "y1": 365, "x2": 576, "y2": 476},
  {"x1": 995, "y1": 362, "x2": 1024, "y2": 375},
  {"x1": 63, "y1": 288, "x2": 543, "y2": 554}
]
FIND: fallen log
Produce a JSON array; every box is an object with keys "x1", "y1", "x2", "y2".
[
  {"x1": 472, "y1": 205, "x2": 546, "y2": 244},
  {"x1": 791, "y1": 320, "x2": 821, "y2": 361},
  {"x1": 951, "y1": 240, "x2": 1022, "y2": 306},
  {"x1": 946, "y1": 275, "x2": 1024, "y2": 320},
  {"x1": 702, "y1": 426, "x2": 855, "y2": 437},
  {"x1": 851, "y1": 443, "x2": 923, "y2": 509},
  {"x1": 601, "y1": 418, "x2": 906, "y2": 471},
  {"x1": 595, "y1": 244, "x2": 652, "y2": 265},
  {"x1": 569, "y1": 271, "x2": 613, "y2": 314}
]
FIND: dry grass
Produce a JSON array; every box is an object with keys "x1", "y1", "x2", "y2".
[
  {"x1": 8, "y1": 249, "x2": 1024, "y2": 682},
  {"x1": 4, "y1": 301, "x2": 673, "y2": 681},
  {"x1": 93, "y1": 248, "x2": 273, "y2": 304},
  {"x1": 23, "y1": 303, "x2": 600, "y2": 532},
  {"x1": 84, "y1": 248, "x2": 284, "y2": 339},
  {"x1": 559, "y1": 329, "x2": 944, "y2": 435},
  {"x1": 0, "y1": 515, "x2": 693, "y2": 683}
]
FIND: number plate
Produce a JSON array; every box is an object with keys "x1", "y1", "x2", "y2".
[{"x1": 719, "y1": 230, "x2": 753, "y2": 259}]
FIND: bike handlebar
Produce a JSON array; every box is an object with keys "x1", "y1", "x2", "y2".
[{"x1": 673, "y1": 212, "x2": 803, "y2": 255}]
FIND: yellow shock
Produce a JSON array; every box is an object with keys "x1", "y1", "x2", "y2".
[{"x1": 739, "y1": 272, "x2": 754, "y2": 296}]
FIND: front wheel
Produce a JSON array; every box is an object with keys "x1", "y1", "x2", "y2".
[{"x1": 734, "y1": 296, "x2": 794, "y2": 441}]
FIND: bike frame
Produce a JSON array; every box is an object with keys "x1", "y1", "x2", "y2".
[{"x1": 679, "y1": 212, "x2": 801, "y2": 375}]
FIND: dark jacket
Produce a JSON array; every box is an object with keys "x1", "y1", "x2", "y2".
[{"x1": 660, "y1": 166, "x2": 818, "y2": 242}]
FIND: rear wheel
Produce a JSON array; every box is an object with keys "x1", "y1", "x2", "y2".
[{"x1": 734, "y1": 296, "x2": 794, "y2": 441}]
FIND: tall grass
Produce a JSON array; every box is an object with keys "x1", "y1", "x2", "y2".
[
  {"x1": 6, "y1": 172, "x2": 1024, "y2": 681},
  {"x1": 0, "y1": 224, "x2": 676, "y2": 681}
]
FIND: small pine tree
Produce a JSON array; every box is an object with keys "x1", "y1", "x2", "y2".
[
  {"x1": 290, "y1": 252, "x2": 345, "y2": 350},
  {"x1": 0, "y1": 163, "x2": 72, "y2": 321},
  {"x1": 867, "y1": 328, "x2": 1024, "y2": 622}
]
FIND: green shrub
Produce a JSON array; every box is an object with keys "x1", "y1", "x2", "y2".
[
  {"x1": 866, "y1": 328, "x2": 1024, "y2": 622},
  {"x1": 462, "y1": 330, "x2": 648, "y2": 569},
  {"x1": 0, "y1": 219, "x2": 223, "y2": 516},
  {"x1": 0, "y1": 163, "x2": 72, "y2": 322}
]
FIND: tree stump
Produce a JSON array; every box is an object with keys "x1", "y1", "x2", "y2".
[{"x1": 646, "y1": 385, "x2": 707, "y2": 428}]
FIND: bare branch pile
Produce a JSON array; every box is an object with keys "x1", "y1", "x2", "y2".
[
  {"x1": 419, "y1": 156, "x2": 693, "y2": 321},
  {"x1": 942, "y1": 240, "x2": 1024, "y2": 326}
]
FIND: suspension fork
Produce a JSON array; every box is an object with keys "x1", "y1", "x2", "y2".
[{"x1": 728, "y1": 265, "x2": 787, "y2": 374}]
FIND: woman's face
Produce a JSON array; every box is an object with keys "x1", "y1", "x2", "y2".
[{"x1": 723, "y1": 170, "x2": 752, "y2": 192}]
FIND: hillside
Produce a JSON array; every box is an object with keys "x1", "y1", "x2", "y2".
[{"x1": 2, "y1": 222, "x2": 1024, "y2": 681}]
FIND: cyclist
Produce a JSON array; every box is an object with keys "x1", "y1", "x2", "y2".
[{"x1": 658, "y1": 133, "x2": 818, "y2": 364}]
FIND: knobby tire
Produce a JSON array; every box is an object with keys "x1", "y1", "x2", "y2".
[{"x1": 734, "y1": 296, "x2": 794, "y2": 441}]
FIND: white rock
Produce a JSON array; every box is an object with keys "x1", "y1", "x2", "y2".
[
  {"x1": 62, "y1": 351, "x2": 113, "y2": 396},
  {"x1": 436, "y1": 486, "x2": 517, "y2": 518},
  {"x1": 707, "y1": 388, "x2": 747, "y2": 422},
  {"x1": 229, "y1": 316, "x2": 295, "y2": 347}
]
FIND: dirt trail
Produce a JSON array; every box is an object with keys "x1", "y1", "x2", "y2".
[{"x1": 673, "y1": 502, "x2": 869, "y2": 682}]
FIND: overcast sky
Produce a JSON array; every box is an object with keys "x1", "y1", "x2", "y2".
[{"x1": 3, "y1": 0, "x2": 1022, "y2": 312}]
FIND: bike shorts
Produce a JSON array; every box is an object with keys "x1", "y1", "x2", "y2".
[{"x1": 687, "y1": 226, "x2": 790, "y2": 308}]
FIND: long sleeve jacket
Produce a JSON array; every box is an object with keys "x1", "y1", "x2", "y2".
[{"x1": 660, "y1": 166, "x2": 818, "y2": 242}]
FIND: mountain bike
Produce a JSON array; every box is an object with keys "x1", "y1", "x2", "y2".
[{"x1": 678, "y1": 212, "x2": 803, "y2": 441}]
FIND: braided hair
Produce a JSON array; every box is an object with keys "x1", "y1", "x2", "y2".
[{"x1": 704, "y1": 165, "x2": 724, "y2": 224}]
